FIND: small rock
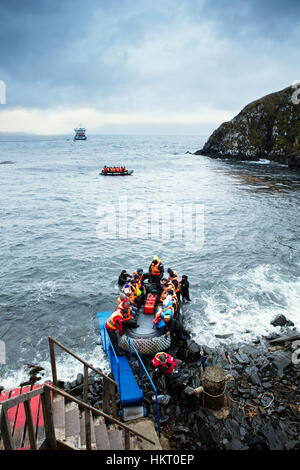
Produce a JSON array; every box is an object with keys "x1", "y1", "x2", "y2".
[
  {"x1": 235, "y1": 353, "x2": 250, "y2": 364},
  {"x1": 154, "y1": 394, "x2": 171, "y2": 406},
  {"x1": 270, "y1": 314, "x2": 287, "y2": 327},
  {"x1": 76, "y1": 373, "x2": 83, "y2": 385}
]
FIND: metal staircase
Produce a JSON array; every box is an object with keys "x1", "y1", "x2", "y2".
[{"x1": 0, "y1": 337, "x2": 158, "y2": 450}]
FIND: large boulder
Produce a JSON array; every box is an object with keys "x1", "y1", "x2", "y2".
[
  {"x1": 195, "y1": 86, "x2": 300, "y2": 165},
  {"x1": 176, "y1": 339, "x2": 201, "y2": 362}
]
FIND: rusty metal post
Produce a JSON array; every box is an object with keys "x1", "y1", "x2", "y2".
[
  {"x1": 83, "y1": 364, "x2": 91, "y2": 450},
  {"x1": 48, "y1": 337, "x2": 58, "y2": 386}
]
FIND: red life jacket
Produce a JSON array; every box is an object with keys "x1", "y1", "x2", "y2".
[{"x1": 151, "y1": 353, "x2": 179, "y2": 375}]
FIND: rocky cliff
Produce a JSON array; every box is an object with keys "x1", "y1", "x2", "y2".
[{"x1": 195, "y1": 86, "x2": 300, "y2": 168}]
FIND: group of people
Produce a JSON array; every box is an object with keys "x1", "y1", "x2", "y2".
[
  {"x1": 105, "y1": 256, "x2": 191, "y2": 356},
  {"x1": 103, "y1": 165, "x2": 127, "y2": 173}
]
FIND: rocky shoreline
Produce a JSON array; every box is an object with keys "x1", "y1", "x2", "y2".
[
  {"x1": 1, "y1": 316, "x2": 298, "y2": 451},
  {"x1": 56, "y1": 314, "x2": 300, "y2": 451},
  {"x1": 194, "y1": 86, "x2": 300, "y2": 170}
]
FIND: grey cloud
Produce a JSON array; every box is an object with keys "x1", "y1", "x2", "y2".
[{"x1": 0, "y1": 0, "x2": 299, "y2": 124}]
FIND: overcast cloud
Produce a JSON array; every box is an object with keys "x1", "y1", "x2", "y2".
[{"x1": 0, "y1": 0, "x2": 299, "y2": 134}]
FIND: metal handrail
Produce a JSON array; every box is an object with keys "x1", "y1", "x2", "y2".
[
  {"x1": 48, "y1": 336, "x2": 117, "y2": 450},
  {"x1": 102, "y1": 328, "x2": 121, "y2": 400},
  {"x1": 44, "y1": 384, "x2": 156, "y2": 445},
  {"x1": 48, "y1": 336, "x2": 116, "y2": 386},
  {"x1": 128, "y1": 339, "x2": 160, "y2": 437},
  {"x1": 0, "y1": 383, "x2": 156, "y2": 449}
]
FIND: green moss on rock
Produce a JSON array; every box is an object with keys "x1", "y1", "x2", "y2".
[{"x1": 195, "y1": 86, "x2": 300, "y2": 167}]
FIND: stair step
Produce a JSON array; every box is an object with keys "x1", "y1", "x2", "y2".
[
  {"x1": 130, "y1": 437, "x2": 143, "y2": 450},
  {"x1": 80, "y1": 411, "x2": 97, "y2": 450},
  {"x1": 93, "y1": 416, "x2": 111, "y2": 450},
  {"x1": 52, "y1": 394, "x2": 65, "y2": 441},
  {"x1": 107, "y1": 425, "x2": 124, "y2": 450},
  {"x1": 123, "y1": 405, "x2": 144, "y2": 421},
  {"x1": 65, "y1": 401, "x2": 81, "y2": 449}
]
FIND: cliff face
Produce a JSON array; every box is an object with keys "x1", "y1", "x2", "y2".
[{"x1": 195, "y1": 86, "x2": 300, "y2": 168}]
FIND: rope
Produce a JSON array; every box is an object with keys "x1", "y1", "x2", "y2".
[{"x1": 203, "y1": 385, "x2": 227, "y2": 398}]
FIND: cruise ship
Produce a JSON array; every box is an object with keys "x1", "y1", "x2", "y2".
[{"x1": 74, "y1": 126, "x2": 87, "y2": 140}]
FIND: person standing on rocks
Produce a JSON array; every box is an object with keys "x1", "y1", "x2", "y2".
[{"x1": 151, "y1": 352, "x2": 184, "y2": 394}]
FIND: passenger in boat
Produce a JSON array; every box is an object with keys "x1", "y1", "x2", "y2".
[
  {"x1": 180, "y1": 275, "x2": 191, "y2": 302},
  {"x1": 153, "y1": 306, "x2": 174, "y2": 330},
  {"x1": 132, "y1": 268, "x2": 146, "y2": 304},
  {"x1": 105, "y1": 299, "x2": 139, "y2": 356},
  {"x1": 149, "y1": 256, "x2": 164, "y2": 291},
  {"x1": 103, "y1": 165, "x2": 108, "y2": 173},
  {"x1": 167, "y1": 269, "x2": 180, "y2": 301},
  {"x1": 160, "y1": 279, "x2": 176, "y2": 303},
  {"x1": 118, "y1": 270, "x2": 131, "y2": 287}
]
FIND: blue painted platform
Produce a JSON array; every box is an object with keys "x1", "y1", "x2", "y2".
[{"x1": 97, "y1": 311, "x2": 144, "y2": 408}]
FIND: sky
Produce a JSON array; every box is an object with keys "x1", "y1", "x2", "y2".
[{"x1": 0, "y1": 0, "x2": 299, "y2": 135}]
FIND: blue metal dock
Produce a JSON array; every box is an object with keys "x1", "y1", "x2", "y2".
[{"x1": 97, "y1": 311, "x2": 144, "y2": 408}]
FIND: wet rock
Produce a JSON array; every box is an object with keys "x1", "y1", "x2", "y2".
[
  {"x1": 248, "y1": 435, "x2": 269, "y2": 450},
  {"x1": 229, "y1": 438, "x2": 249, "y2": 450},
  {"x1": 285, "y1": 440, "x2": 299, "y2": 450},
  {"x1": 177, "y1": 426, "x2": 190, "y2": 433},
  {"x1": 234, "y1": 353, "x2": 250, "y2": 364},
  {"x1": 160, "y1": 415, "x2": 170, "y2": 425},
  {"x1": 76, "y1": 373, "x2": 83, "y2": 385},
  {"x1": 154, "y1": 394, "x2": 171, "y2": 406},
  {"x1": 244, "y1": 366, "x2": 261, "y2": 386},
  {"x1": 269, "y1": 333, "x2": 300, "y2": 344},
  {"x1": 261, "y1": 422, "x2": 287, "y2": 450},
  {"x1": 276, "y1": 406, "x2": 287, "y2": 417},
  {"x1": 69, "y1": 384, "x2": 83, "y2": 396},
  {"x1": 270, "y1": 314, "x2": 288, "y2": 327},
  {"x1": 264, "y1": 332, "x2": 281, "y2": 341},
  {"x1": 271, "y1": 350, "x2": 292, "y2": 377},
  {"x1": 176, "y1": 339, "x2": 201, "y2": 362}
]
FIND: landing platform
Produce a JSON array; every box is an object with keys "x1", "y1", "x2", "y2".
[{"x1": 97, "y1": 311, "x2": 143, "y2": 408}]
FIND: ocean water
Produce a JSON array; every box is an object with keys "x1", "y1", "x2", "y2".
[{"x1": 1, "y1": 134, "x2": 300, "y2": 388}]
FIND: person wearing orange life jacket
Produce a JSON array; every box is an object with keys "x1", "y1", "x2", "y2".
[
  {"x1": 167, "y1": 269, "x2": 180, "y2": 301},
  {"x1": 149, "y1": 256, "x2": 164, "y2": 291},
  {"x1": 121, "y1": 278, "x2": 140, "y2": 316},
  {"x1": 105, "y1": 299, "x2": 130, "y2": 356},
  {"x1": 160, "y1": 278, "x2": 175, "y2": 302},
  {"x1": 160, "y1": 288, "x2": 178, "y2": 312},
  {"x1": 132, "y1": 268, "x2": 146, "y2": 305},
  {"x1": 105, "y1": 299, "x2": 138, "y2": 356}
]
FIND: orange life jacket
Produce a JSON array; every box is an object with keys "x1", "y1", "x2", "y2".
[
  {"x1": 170, "y1": 274, "x2": 180, "y2": 293},
  {"x1": 105, "y1": 311, "x2": 124, "y2": 331},
  {"x1": 150, "y1": 260, "x2": 162, "y2": 275},
  {"x1": 133, "y1": 271, "x2": 143, "y2": 287}
]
